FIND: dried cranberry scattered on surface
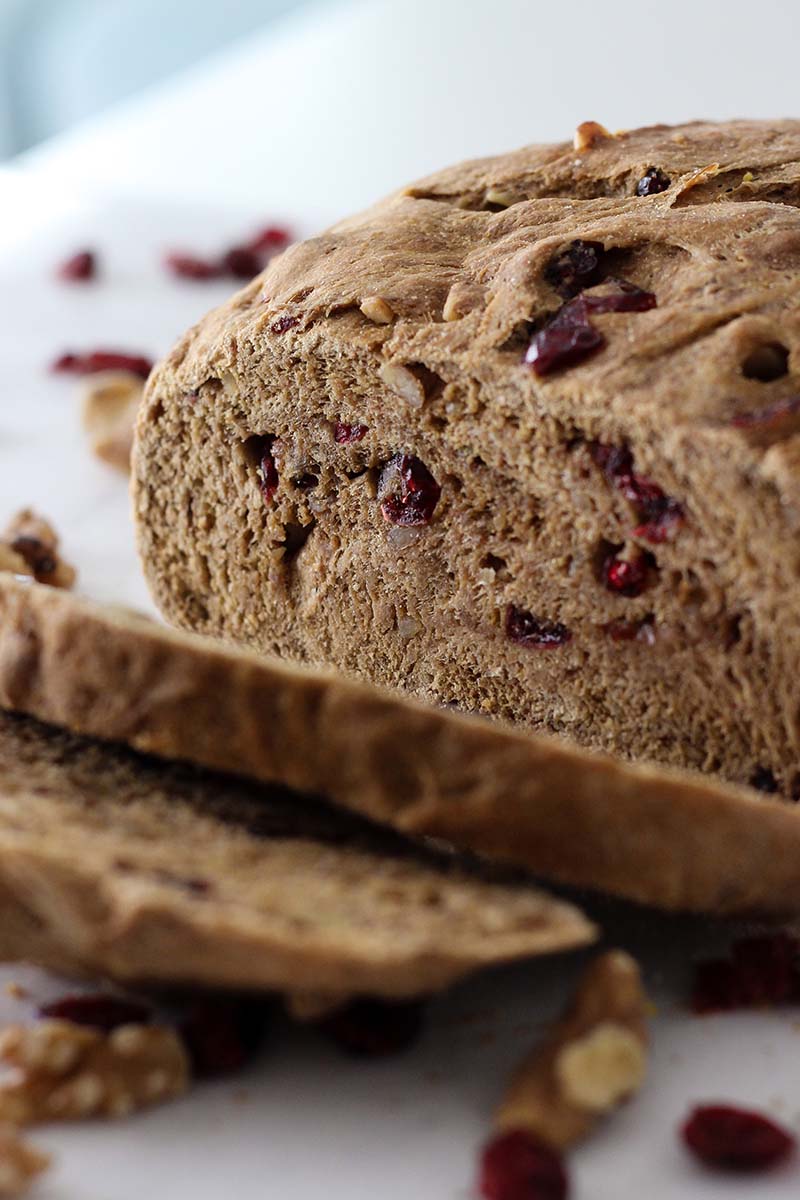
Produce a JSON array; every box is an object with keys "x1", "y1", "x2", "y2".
[
  {"x1": 682, "y1": 1105, "x2": 795, "y2": 1171},
  {"x1": 319, "y1": 999, "x2": 424, "y2": 1057},
  {"x1": 602, "y1": 553, "x2": 649, "y2": 597},
  {"x1": 480, "y1": 1130, "x2": 568, "y2": 1200},
  {"x1": 246, "y1": 226, "x2": 292, "y2": 254},
  {"x1": 179, "y1": 997, "x2": 270, "y2": 1078},
  {"x1": 255, "y1": 437, "x2": 279, "y2": 503},
  {"x1": 379, "y1": 453, "x2": 441, "y2": 526},
  {"x1": 164, "y1": 253, "x2": 223, "y2": 280},
  {"x1": 636, "y1": 166, "x2": 671, "y2": 197},
  {"x1": 543, "y1": 239, "x2": 604, "y2": 298},
  {"x1": 505, "y1": 605, "x2": 571, "y2": 649},
  {"x1": 271, "y1": 315, "x2": 300, "y2": 335},
  {"x1": 691, "y1": 932, "x2": 800, "y2": 1013},
  {"x1": 56, "y1": 250, "x2": 96, "y2": 282},
  {"x1": 40, "y1": 993, "x2": 152, "y2": 1033},
  {"x1": 221, "y1": 246, "x2": 263, "y2": 280},
  {"x1": 51, "y1": 350, "x2": 153, "y2": 379},
  {"x1": 334, "y1": 422, "x2": 368, "y2": 444}
]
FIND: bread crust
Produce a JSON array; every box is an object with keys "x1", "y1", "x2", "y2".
[{"x1": 0, "y1": 577, "x2": 799, "y2": 915}]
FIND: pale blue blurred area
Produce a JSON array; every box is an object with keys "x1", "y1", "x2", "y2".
[{"x1": 0, "y1": 0, "x2": 317, "y2": 158}]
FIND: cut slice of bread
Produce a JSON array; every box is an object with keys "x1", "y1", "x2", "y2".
[
  {"x1": 0, "y1": 576, "x2": 799, "y2": 915},
  {"x1": 0, "y1": 708, "x2": 593, "y2": 995}
]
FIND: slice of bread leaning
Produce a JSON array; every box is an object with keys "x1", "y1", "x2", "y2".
[
  {"x1": 0, "y1": 576, "x2": 799, "y2": 916},
  {"x1": 0, "y1": 706, "x2": 594, "y2": 995}
]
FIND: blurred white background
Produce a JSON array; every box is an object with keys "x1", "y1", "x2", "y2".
[
  {"x1": 1, "y1": 4, "x2": 800, "y2": 1197},
  {"x1": 3, "y1": 0, "x2": 800, "y2": 235}
]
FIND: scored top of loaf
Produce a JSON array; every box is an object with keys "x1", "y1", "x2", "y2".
[{"x1": 155, "y1": 119, "x2": 800, "y2": 516}]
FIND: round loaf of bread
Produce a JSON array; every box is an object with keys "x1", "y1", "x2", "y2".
[{"x1": 134, "y1": 120, "x2": 800, "y2": 796}]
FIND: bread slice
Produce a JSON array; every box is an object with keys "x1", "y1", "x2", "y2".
[
  {"x1": 0, "y1": 706, "x2": 594, "y2": 994},
  {"x1": 133, "y1": 118, "x2": 800, "y2": 800},
  {"x1": 2, "y1": 577, "x2": 800, "y2": 915}
]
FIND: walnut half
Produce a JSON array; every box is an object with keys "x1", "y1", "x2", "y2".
[{"x1": 495, "y1": 950, "x2": 649, "y2": 1149}]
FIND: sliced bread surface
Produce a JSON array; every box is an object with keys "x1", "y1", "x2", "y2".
[
  {"x1": 0, "y1": 709, "x2": 593, "y2": 994},
  {"x1": 0, "y1": 577, "x2": 799, "y2": 915}
]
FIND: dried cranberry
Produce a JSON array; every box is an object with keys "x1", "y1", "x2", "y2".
[
  {"x1": 631, "y1": 494, "x2": 684, "y2": 543},
  {"x1": 255, "y1": 436, "x2": 279, "y2": 503},
  {"x1": 732, "y1": 396, "x2": 800, "y2": 431},
  {"x1": 40, "y1": 993, "x2": 152, "y2": 1033},
  {"x1": 271, "y1": 315, "x2": 299, "y2": 335},
  {"x1": 525, "y1": 308, "x2": 605, "y2": 376},
  {"x1": 505, "y1": 605, "x2": 571, "y2": 649},
  {"x1": 247, "y1": 226, "x2": 292, "y2": 254},
  {"x1": 636, "y1": 167, "x2": 671, "y2": 197},
  {"x1": 56, "y1": 250, "x2": 96, "y2": 282},
  {"x1": 480, "y1": 1131, "x2": 568, "y2": 1200},
  {"x1": 602, "y1": 552, "x2": 649, "y2": 597},
  {"x1": 164, "y1": 252, "x2": 222, "y2": 280},
  {"x1": 691, "y1": 933, "x2": 800, "y2": 1013},
  {"x1": 334, "y1": 422, "x2": 368, "y2": 444},
  {"x1": 581, "y1": 279, "x2": 656, "y2": 314},
  {"x1": 179, "y1": 997, "x2": 270, "y2": 1078},
  {"x1": 589, "y1": 442, "x2": 684, "y2": 542},
  {"x1": 379, "y1": 453, "x2": 441, "y2": 526},
  {"x1": 221, "y1": 246, "x2": 263, "y2": 280},
  {"x1": 603, "y1": 617, "x2": 656, "y2": 644},
  {"x1": 543, "y1": 239, "x2": 604, "y2": 298},
  {"x1": 319, "y1": 999, "x2": 424, "y2": 1057},
  {"x1": 682, "y1": 1105, "x2": 795, "y2": 1171},
  {"x1": 51, "y1": 350, "x2": 153, "y2": 380}
]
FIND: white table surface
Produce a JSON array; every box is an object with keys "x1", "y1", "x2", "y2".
[{"x1": 2, "y1": 1, "x2": 800, "y2": 1195}]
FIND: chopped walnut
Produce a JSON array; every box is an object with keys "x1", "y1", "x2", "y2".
[
  {"x1": 1, "y1": 511, "x2": 75, "y2": 589},
  {"x1": 0, "y1": 1020, "x2": 188, "y2": 1124},
  {"x1": 484, "y1": 187, "x2": 516, "y2": 209},
  {"x1": 573, "y1": 121, "x2": 614, "y2": 152},
  {"x1": 495, "y1": 950, "x2": 649, "y2": 1149},
  {"x1": 81, "y1": 370, "x2": 144, "y2": 473},
  {"x1": 0, "y1": 1124, "x2": 50, "y2": 1196},
  {"x1": 675, "y1": 163, "x2": 720, "y2": 197},
  {"x1": 378, "y1": 362, "x2": 425, "y2": 408},
  {"x1": 359, "y1": 296, "x2": 395, "y2": 324}
]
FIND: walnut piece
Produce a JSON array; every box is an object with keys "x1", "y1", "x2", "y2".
[
  {"x1": 81, "y1": 370, "x2": 144, "y2": 473},
  {"x1": 0, "y1": 1124, "x2": 50, "y2": 1196},
  {"x1": 0, "y1": 1020, "x2": 189, "y2": 1124},
  {"x1": 496, "y1": 950, "x2": 649, "y2": 1149},
  {"x1": 573, "y1": 121, "x2": 614, "y2": 152},
  {"x1": 378, "y1": 362, "x2": 425, "y2": 408},
  {"x1": 359, "y1": 296, "x2": 395, "y2": 325},
  {"x1": 1, "y1": 511, "x2": 75, "y2": 590},
  {"x1": 676, "y1": 163, "x2": 721, "y2": 197}
]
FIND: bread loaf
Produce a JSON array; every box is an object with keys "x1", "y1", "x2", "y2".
[{"x1": 133, "y1": 119, "x2": 800, "y2": 798}]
